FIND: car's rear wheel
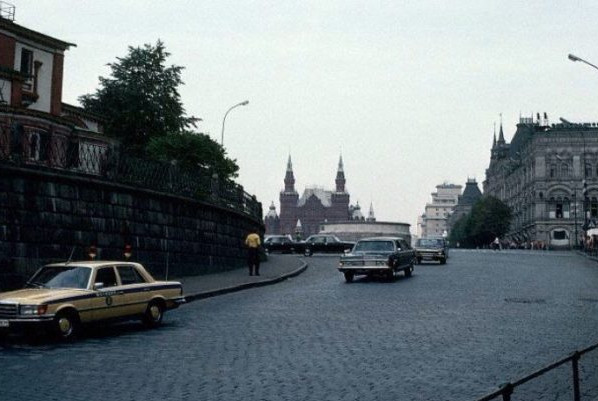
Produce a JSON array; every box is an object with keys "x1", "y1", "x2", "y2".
[
  {"x1": 143, "y1": 300, "x2": 164, "y2": 328},
  {"x1": 304, "y1": 248, "x2": 313, "y2": 257},
  {"x1": 440, "y1": 258, "x2": 446, "y2": 265},
  {"x1": 53, "y1": 310, "x2": 80, "y2": 341},
  {"x1": 343, "y1": 272, "x2": 354, "y2": 283}
]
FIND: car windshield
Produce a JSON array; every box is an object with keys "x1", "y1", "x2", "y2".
[
  {"x1": 417, "y1": 239, "x2": 443, "y2": 247},
  {"x1": 27, "y1": 265, "x2": 92, "y2": 289},
  {"x1": 353, "y1": 240, "x2": 394, "y2": 252}
]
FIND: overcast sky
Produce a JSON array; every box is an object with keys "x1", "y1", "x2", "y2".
[{"x1": 13, "y1": 0, "x2": 598, "y2": 230}]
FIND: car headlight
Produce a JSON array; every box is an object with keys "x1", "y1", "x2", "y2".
[{"x1": 19, "y1": 305, "x2": 48, "y2": 316}]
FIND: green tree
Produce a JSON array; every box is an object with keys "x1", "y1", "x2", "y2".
[
  {"x1": 448, "y1": 196, "x2": 512, "y2": 248},
  {"x1": 469, "y1": 196, "x2": 512, "y2": 246},
  {"x1": 79, "y1": 41, "x2": 198, "y2": 154},
  {"x1": 146, "y1": 131, "x2": 239, "y2": 179}
]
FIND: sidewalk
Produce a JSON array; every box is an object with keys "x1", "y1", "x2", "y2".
[{"x1": 179, "y1": 254, "x2": 308, "y2": 302}]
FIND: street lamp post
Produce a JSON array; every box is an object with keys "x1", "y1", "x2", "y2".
[{"x1": 221, "y1": 100, "x2": 249, "y2": 146}]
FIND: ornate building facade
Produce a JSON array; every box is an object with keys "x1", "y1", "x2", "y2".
[
  {"x1": 483, "y1": 114, "x2": 598, "y2": 248},
  {"x1": 266, "y1": 155, "x2": 352, "y2": 237}
]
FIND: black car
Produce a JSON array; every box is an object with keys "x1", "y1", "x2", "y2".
[
  {"x1": 301, "y1": 235, "x2": 355, "y2": 256},
  {"x1": 338, "y1": 237, "x2": 416, "y2": 282},
  {"x1": 263, "y1": 235, "x2": 297, "y2": 254}
]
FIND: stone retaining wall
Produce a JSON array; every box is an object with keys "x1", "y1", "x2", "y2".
[{"x1": 0, "y1": 165, "x2": 263, "y2": 290}]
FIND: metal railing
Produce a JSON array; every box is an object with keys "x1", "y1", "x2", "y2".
[
  {"x1": 475, "y1": 342, "x2": 598, "y2": 401},
  {"x1": 0, "y1": 1, "x2": 15, "y2": 21},
  {"x1": 0, "y1": 124, "x2": 262, "y2": 220}
]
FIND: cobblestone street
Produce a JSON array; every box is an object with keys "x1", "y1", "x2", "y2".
[{"x1": 2, "y1": 250, "x2": 598, "y2": 401}]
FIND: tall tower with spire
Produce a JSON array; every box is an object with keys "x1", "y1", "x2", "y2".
[
  {"x1": 279, "y1": 155, "x2": 299, "y2": 236},
  {"x1": 331, "y1": 154, "x2": 350, "y2": 221},
  {"x1": 335, "y1": 155, "x2": 346, "y2": 192}
]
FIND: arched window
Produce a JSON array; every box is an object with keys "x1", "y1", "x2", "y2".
[
  {"x1": 550, "y1": 164, "x2": 556, "y2": 178},
  {"x1": 561, "y1": 163, "x2": 569, "y2": 177},
  {"x1": 548, "y1": 197, "x2": 556, "y2": 219},
  {"x1": 585, "y1": 163, "x2": 592, "y2": 178},
  {"x1": 555, "y1": 197, "x2": 564, "y2": 219},
  {"x1": 563, "y1": 197, "x2": 570, "y2": 218},
  {"x1": 29, "y1": 132, "x2": 40, "y2": 161}
]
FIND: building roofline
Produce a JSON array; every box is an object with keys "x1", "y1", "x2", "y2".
[
  {"x1": 0, "y1": 17, "x2": 76, "y2": 50},
  {"x1": 321, "y1": 220, "x2": 411, "y2": 227},
  {"x1": 62, "y1": 103, "x2": 107, "y2": 123}
]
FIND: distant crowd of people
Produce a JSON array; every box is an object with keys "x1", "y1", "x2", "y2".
[{"x1": 489, "y1": 237, "x2": 547, "y2": 251}]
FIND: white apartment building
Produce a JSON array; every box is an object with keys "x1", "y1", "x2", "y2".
[{"x1": 418, "y1": 183, "x2": 462, "y2": 238}]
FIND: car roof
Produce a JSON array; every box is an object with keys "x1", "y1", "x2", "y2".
[
  {"x1": 45, "y1": 261, "x2": 143, "y2": 268},
  {"x1": 357, "y1": 236, "x2": 405, "y2": 241}
]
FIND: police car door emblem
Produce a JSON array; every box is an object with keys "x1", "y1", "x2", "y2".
[{"x1": 105, "y1": 295, "x2": 113, "y2": 306}]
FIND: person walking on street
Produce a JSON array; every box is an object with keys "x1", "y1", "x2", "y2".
[
  {"x1": 492, "y1": 236, "x2": 500, "y2": 251},
  {"x1": 245, "y1": 230, "x2": 261, "y2": 276}
]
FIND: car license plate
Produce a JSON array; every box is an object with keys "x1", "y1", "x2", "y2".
[{"x1": 0, "y1": 320, "x2": 9, "y2": 328}]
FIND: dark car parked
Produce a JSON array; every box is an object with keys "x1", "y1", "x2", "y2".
[
  {"x1": 301, "y1": 235, "x2": 355, "y2": 256},
  {"x1": 263, "y1": 235, "x2": 297, "y2": 254}
]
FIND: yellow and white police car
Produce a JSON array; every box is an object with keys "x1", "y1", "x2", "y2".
[{"x1": 0, "y1": 261, "x2": 185, "y2": 340}]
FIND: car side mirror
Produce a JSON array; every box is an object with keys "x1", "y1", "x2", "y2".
[
  {"x1": 93, "y1": 282, "x2": 105, "y2": 290},
  {"x1": 344, "y1": 249, "x2": 351, "y2": 254}
]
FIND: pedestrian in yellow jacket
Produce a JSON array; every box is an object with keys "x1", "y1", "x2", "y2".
[{"x1": 245, "y1": 231, "x2": 261, "y2": 276}]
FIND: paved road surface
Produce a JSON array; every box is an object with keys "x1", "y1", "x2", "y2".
[{"x1": 2, "y1": 250, "x2": 598, "y2": 401}]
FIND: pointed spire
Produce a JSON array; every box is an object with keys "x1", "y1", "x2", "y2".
[
  {"x1": 492, "y1": 122, "x2": 497, "y2": 148},
  {"x1": 284, "y1": 154, "x2": 296, "y2": 193},
  {"x1": 497, "y1": 114, "x2": 506, "y2": 145},
  {"x1": 335, "y1": 154, "x2": 346, "y2": 193},
  {"x1": 368, "y1": 202, "x2": 376, "y2": 221}
]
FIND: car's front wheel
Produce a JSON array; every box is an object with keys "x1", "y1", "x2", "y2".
[
  {"x1": 404, "y1": 264, "x2": 413, "y2": 277},
  {"x1": 53, "y1": 310, "x2": 80, "y2": 341},
  {"x1": 343, "y1": 272, "x2": 354, "y2": 283},
  {"x1": 143, "y1": 300, "x2": 164, "y2": 328},
  {"x1": 304, "y1": 248, "x2": 313, "y2": 257}
]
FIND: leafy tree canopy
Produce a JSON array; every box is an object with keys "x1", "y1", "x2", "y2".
[
  {"x1": 79, "y1": 40, "x2": 199, "y2": 154},
  {"x1": 146, "y1": 132, "x2": 239, "y2": 179},
  {"x1": 79, "y1": 41, "x2": 240, "y2": 180},
  {"x1": 448, "y1": 196, "x2": 512, "y2": 248}
]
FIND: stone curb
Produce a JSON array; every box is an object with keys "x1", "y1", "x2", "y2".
[{"x1": 184, "y1": 260, "x2": 309, "y2": 303}]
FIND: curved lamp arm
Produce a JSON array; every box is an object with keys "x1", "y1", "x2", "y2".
[
  {"x1": 568, "y1": 53, "x2": 598, "y2": 72},
  {"x1": 221, "y1": 100, "x2": 249, "y2": 146}
]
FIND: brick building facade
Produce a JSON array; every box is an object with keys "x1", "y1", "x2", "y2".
[
  {"x1": 484, "y1": 114, "x2": 598, "y2": 248},
  {"x1": 265, "y1": 155, "x2": 351, "y2": 238}
]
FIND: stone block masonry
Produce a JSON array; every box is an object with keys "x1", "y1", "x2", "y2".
[{"x1": 0, "y1": 165, "x2": 263, "y2": 290}]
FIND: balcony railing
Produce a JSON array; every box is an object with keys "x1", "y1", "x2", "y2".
[
  {"x1": 0, "y1": 124, "x2": 262, "y2": 221},
  {"x1": 0, "y1": 1, "x2": 15, "y2": 21}
]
